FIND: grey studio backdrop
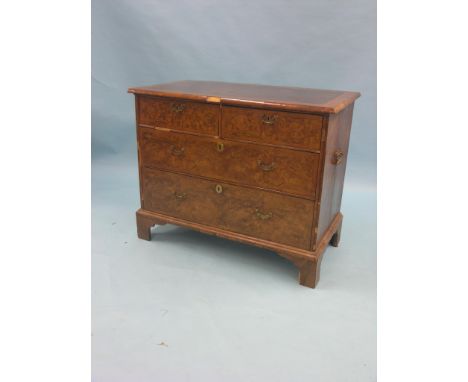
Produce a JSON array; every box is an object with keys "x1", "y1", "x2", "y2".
[{"x1": 92, "y1": 0, "x2": 376, "y2": 381}]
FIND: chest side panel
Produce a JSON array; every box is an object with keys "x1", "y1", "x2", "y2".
[{"x1": 316, "y1": 104, "x2": 354, "y2": 243}]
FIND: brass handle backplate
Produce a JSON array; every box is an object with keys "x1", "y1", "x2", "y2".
[
  {"x1": 255, "y1": 208, "x2": 272, "y2": 220},
  {"x1": 215, "y1": 184, "x2": 223, "y2": 194},
  {"x1": 171, "y1": 145, "x2": 185, "y2": 156},
  {"x1": 262, "y1": 114, "x2": 277, "y2": 125},
  {"x1": 257, "y1": 160, "x2": 275, "y2": 172},
  {"x1": 334, "y1": 150, "x2": 344, "y2": 165},
  {"x1": 174, "y1": 191, "x2": 186, "y2": 200},
  {"x1": 216, "y1": 142, "x2": 224, "y2": 152},
  {"x1": 171, "y1": 103, "x2": 186, "y2": 113}
]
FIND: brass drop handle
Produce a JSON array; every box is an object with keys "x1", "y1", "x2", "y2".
[
  {"x1": 215, "y1": 184, "x2": 223, "y2": 194},
  {"x1": 255, "y1": 208, "x2": 272, "y2": 220},
  {"x1": 174, "y1": 191, "x2": 186, "y2": 200},
  {"x1": 171, "y1": 103, "x2": 186, "y2": 113},
  {"x1": 334, "y1": 150, "x2": 344, "y2": 165},
  {"x1": 171, "y1": 145, "x2": 185, "y2": 156},
  {"x1": 262, "y1": 114, "x2": 277, "y2": 125},
  {"x1": 216, "y1": 142, "x2": 224, "y2": 152},
  {"x1": 257, "y1": 160, "x2": 275, "y2": 172}
]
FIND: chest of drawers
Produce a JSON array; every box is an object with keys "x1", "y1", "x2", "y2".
[{"x1": 128, "y1": 81, "x2": 360, "y2": 288}]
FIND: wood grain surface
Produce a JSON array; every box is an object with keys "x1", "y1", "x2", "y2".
[
  {"x1": 142, "y1": 167, "x2": 315, "y2": 249},
  {"x1": 222, "y1": 106, "x2": 323, "y2": 151},
  {"x1": 129, "y1": 80, "x2": 360, "y2": 114},
  {"x1": 316, "y1": 104, "x2": 354, "y2": 243},
  {"x1": 138, "y1": 95, "x2": 219, "y2": 136},
  {"x1": 130, "y1": 81, "x2": 359, "y2": 288},
  {"x1": 138, "y1": 127, "x2": 320, "y2": 199}
]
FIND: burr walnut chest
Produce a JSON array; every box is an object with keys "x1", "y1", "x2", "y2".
[{"x1": 128, "y1": 81, "x2": 360, "y2": 288}]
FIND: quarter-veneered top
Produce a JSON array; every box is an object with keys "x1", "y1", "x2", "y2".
[{"x1": 128, "y1": 80, "x2": 360, "y2": 114}]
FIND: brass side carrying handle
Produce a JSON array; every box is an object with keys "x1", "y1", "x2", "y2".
[
  {"x1": 215, "y1": 184, "x2": 223, "y2": 194},
  {"x1": 257, "y1": 160, "x2": 275, "y2": 172},
  {"x1": 170, "y1": 145, "x2": 185, "y2": 156},
  {"x1": 334, "y1": 150, "x2": 344, "y2": 165},
  {"x1": 174, "y1": 191, "x2": 186, "y2": 200},
  {"x1": 171, "y1": 103, "x2": 186, "y2": 113},
  {"x1": 262, "y1": 114, "x2": 277, "y2": 125},
  {"x1": 255, "y1": 208, "x2": 272, "y2": 220}
]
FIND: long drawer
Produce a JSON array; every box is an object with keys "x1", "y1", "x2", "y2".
[
  {"x1": 222, "y1": 106, "x2": 323, "y2": 151},
  {"x1": 137, "y1": 96, "x2": 219, "y2": 136},
  {"x1": 138, "y1": 127, "x2": 320, "y2": 199},
  {"x1": 142, "y1": 168, "x2": 314, "y2": 249}
]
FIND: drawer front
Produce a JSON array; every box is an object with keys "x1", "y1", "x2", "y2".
[
  {"x1": 139, "y1": 128, "x2": 319, "y2": 199},
  {"x1": 142, "y1": 168, "x2": 314, "y2": 249},
  {"x1": 222, "y1": 106, "x2": 323, "y2": 150},
  {"x1": 138, "y1": 96, "x2": 219, "y2": 136}
]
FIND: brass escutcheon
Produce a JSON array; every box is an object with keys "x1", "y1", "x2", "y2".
[
  {"x1": 255, "y1": 208, "x2": 273, "y2": 220},
  {"x1": 170, "y1": 145, "x2": 185, "y2": 156},
  {"x1": 216, "y1": 142, "x2": 224, "y2": 152},
  {"x1": 174, "y1": 191, "x2": 186, "y2": 200},
  {"x1": 262, "y1": 114, "x2": 277, "y2": 125},
  {"x1": 257, "y1": 160, "x2": 275, "y2": 172},
  {"x1": 215, "y1": 184, "x2": 223, "y2": 194},
  {"x1": 171, "y1": 103, "x2": 186, "y2": 113}
]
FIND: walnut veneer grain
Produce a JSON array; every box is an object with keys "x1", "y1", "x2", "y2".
[
  {"x1": 130, "y1": 81, "x2": 360, "y2": 288},
  {"x1": 138, "y1": 127, "x2": 320, "y2": 199}
]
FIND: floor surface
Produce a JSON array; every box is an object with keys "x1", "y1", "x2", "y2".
[{"x1": 92, "y1": 160, "x2": 376, "y2": 382}]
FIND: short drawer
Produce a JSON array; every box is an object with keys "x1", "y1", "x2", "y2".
[
  {"x1": 222, "y1": 106, "x2": 323, "y2": 150},
  {"x1": 142, "y1": 168, "x2": 314, "y2": 249},
  {"x1": 139, "y1": 128, "x2": 320, "y2": 199},
  {"x1": 137, "y1": 96, "x2": 219, "y2": 136}
]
